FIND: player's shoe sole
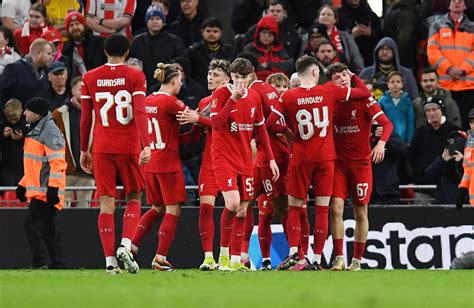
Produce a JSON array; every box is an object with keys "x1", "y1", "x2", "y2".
[
  {"x1": 230, "y1": 262, "x2": 250, "y2": 272},
  {"x1": 106, "y1": 266, "x2": 123, "y2": 275},
  {"x1": 331, "y1": 256, "x2": 346, "y2": 271},
  {"x1": 116, "y1": 245, "x2": 140, "y2": 274},
  {"x1": 259, "y1": 260, "x2": 272, "y2": 270},
  {"x1": 199, "y1": 257, "x2": 218, "y2": 271},
  {"x1": 276, "y1": 253, "x2": 298, "y2": 271},
  {"x1": 151, "y1": 257, "x2": 175, "y2": 271}
]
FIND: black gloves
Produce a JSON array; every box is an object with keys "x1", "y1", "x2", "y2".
[
  {"x1": 456, "y1": 188, "x2": 468, "y2": 210},
  {"x1": 16, "y1": 185, "x2": 27, "y2": 202},
  {"x1": 46, "y1": 186, "x2": 60, "y2": 208}
]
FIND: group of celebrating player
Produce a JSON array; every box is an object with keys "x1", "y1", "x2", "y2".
[{"x1": 79, "y1": 34, "x2": 393, "y2": 274}]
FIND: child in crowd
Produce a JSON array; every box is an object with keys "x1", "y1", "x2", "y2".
[{"x1": 378, "y1": 71, "x2": 414, "y2": 144}]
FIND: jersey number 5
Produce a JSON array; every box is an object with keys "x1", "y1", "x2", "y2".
[
  {"x1": 295, "y1": 106, "x2": 329, "y2": 140},
  {"x1": 96, "y1": 90, "x2": 132, "y2": 126}
]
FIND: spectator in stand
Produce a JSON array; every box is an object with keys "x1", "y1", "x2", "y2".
[
  {"x1": 36, "y1": 61, "x2": 71, "y2": 112},
  {"x1": 14, "y1": 3, "x2": 55, "y2": 57},
  {"x1": 337, "y1": 0, "x2": 381, "y2": 66},
  {"x1": 52, "y1": 76, "x2": 95, "y2": 208},
  {"x1": 287, "y1": 0, "x2": 323, "y2": 30},
  {"x1": 240, "y1": 1, "x2": 301, "y2": 60},
  {"x1": 427, "y1": 0, "x2": 474, "y2": 131},
  {"x1": 457, "y1": 108, "x2": 474, "y2": 209},
  {"x1": 1, "y1": 0, "x2": 31, "y2": 33},
  {"x1": 383, "y1": 0, "x2": 418, "y2": 70},
  {"x1": 243, "y1": 15, "x2": 293, "y2": 80},
  {"x1": 231, "y1": 0, "x2": 267, "y2": 35},
  {"x1": 41, "y1": 0, "x2": 83, "y2": 39},
  {"x1": 413, "y1": 67, "x2": 461, "y2": 129},
  {"x1": 0, "y1": 26, "x2": 21, "y2": 75},
  {"x1": 0, "y1": 39, "x2": 53, "y2": 123},
  {"x1": 41, "y1": 28, "x2": 64, "y2": 62},
  {"x1": 360, "y1": 37, "x2": 419, "y2": 101},
  {"x1": 315, "y1": 39, "x2": 341, "y2": 73},
  {"x1": 371, "y1": 129, "x2": 407, "y2": 204},
  {"x1": 300, "y1": 23, "x2": 328, "y2": 58},
  {"x1": 378, "y1": 71, "x2": 415, "y2": 145},
  {"x1": 187, "y1": 17, "x2": 235, "y2": 88},
  {"x1": 84, "y1": 0, "x2": 135, "y2": 40},
  {"x1": 62, "y1": 11, "x2": 107, "y2": 77},
  {"x1": 1, "y1": 99, "x2": 27, "y2": 187},
  {"x1": 125, "y1": 57, "x2": 143, "y2": 71},
  {"x1": 133, "y1": 0, "x2": 172, "y2": 35},
  {"x1": 266, "y1": 72, "x2": 290, "y2": 95},
  {"x1": 130, "y1": 5, "x2": 185, "y2": 90},
  {"x1": 169, "y1": 0, "x2": 205, "y2": 48},
  {"x1": 408, "y1": 99, "x2": 460, "y2": 202},
  {"x1": 316, "y1": 4, "x2": 364, "y2": 73}
]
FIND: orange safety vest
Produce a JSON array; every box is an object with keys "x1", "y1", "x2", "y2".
[
  {"x1": 427, "y1": 14, "x2": 474, "y2": 92},
  {"x1": 459, "y1": 132, "x2": 474, "y2": 206},
  {"x1": 19, "y1": 113, "x2": 67, "y2": 210}
]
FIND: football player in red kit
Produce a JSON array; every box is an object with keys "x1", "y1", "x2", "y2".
[
  {"x1": 80, "y1": 34, "x2": 151, "y2": 274},
  {"x1": 235, "y1": 52, "x2": 291, "y2": 270},
  {"x1": 266, "y1": 55, "x2": 371, "y2": 270},
  {"x1": 130, "y1": 63, "x2": 187, "y2": 271},
  {"x1": 327, "y1": 63, "x2": 393, "y2": 271},
  {"x1": 176, "y1": 59, "x2": 231, "y2": 270},
  {"x1": 210, "y1": 58, "x2": 279, "y2": 271}
]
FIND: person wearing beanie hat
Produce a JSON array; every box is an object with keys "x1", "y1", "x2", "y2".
[
  {"x1": 18, "y1": 96, "x2": 66, "y2": 269},
  {"x1": 62, "y1": 11, "x2": 106, "y2": 75},
  {"x1": 145, "y1": 5, "x2": 166, "y2": 24}
]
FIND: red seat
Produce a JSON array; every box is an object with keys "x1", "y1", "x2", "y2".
[{"x1": 3, "y1": 191, "x2": 18, "y2": 207}]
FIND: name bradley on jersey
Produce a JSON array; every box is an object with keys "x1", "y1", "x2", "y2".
[
  {"x1": 297, "y1": 96, "x2": 323, "y2": 105},
  {"x1": 96, "y1": 78, "x2": 126, "y2": 87}
]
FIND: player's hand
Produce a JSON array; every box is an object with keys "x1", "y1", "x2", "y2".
[
  {"x1": 176, "y1": 108, "x2": 200, "y2": 125},
  {"x1": 456, "y1": 187, "x2": 468, "y2": 210},
  {"x1": 230, "y1": 82, "x2": 245, "y2": 101},
  {"x1": 16, "y1": 185, "x2": 27, "y2": 202},
  {"x1": 371, "y1": 140, "x2": 386, "y2": 164},
  {"x1": 269, "y1": 159, "x2": 280, "y2": 181},
  {"x1": 80, "y1": 151, "x2": 93, "y2": 174},
  {"x1": 139, "y1": 146, "x2": 151, "y2": 165},
  {"x1": 283, "y1": 128, "x2": 296, "y2": 147},
  {"x1": 346, "y1": 69, "x2": 355, "y2": 78}
]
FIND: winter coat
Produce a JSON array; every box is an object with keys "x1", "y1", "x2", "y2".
[
  {"x1": 412, "y1": 88, "x2": 461, "y2": 129},
  {"x1": 378, "y1": 91, "x2": 415, "y2": 143},
  {"x1": 62, "y1": 31, "x2": 107, "y2": 76},
  {"x1": 459, "y1": 130, "x2": 474, "y2": 206}
]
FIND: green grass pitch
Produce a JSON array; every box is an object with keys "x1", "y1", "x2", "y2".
[{"x1": 0, "y1": 269, "x2": 472, "y2": 307}]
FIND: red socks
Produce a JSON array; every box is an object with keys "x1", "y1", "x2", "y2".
[
  {"x1": 333, "y1": 238, "x2": 344, "y2": 256},
  {"x1": 156, "y1": 213, "x2": 178, "y2": 256},
  {"x1": 241, "y1": 205, "x2": 254, "y2": 254},
  {"x1": 300, "y1": 208, "x2": 309, "y2": 256},
  {"x1": 258, "y1": 214, "x2": 272, "y2": 259},
  {"x1": 354, "y1": 242, "x2": 366, "y2": 260},
  {"x1": 199, "y1": 203, "x2": 214, "y2": 253},
  {"x1": 230, "y1": 217, "x2": 245, "y2": 256},
  {"x1": 287, "y1": 206, "x2": 302, "y2": 248},
  {"x1": 280, "y1": 215, "x2": 288, "y2": 239},
  {"x1": 313, "y1": 206, "x2": 329, "y2": 255},
  {"x1": 132, "y1": 208, "x2": 161, "y2": 248},
  {"x1": 98, "y1": 213, "x2": 115, "y2": 257},
  {"x1": 122, "y1": 200, "x2": 141, "y2": 241},
  {"x1": 220, "y1": 207, "x2": 236, "y2": 247}
]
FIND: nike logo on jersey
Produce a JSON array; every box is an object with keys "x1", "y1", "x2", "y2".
[{"x1": 231, "y1": 109, "x2": 238, "y2": 113}]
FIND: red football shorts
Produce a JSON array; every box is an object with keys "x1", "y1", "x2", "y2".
[
  {"x1": 93, "y1": 153, "x2": 144, "y2": 197},
  {"x1": 333, "y1": 160, "x2": 372, "y2": 206},
  {"x1": 198, "y1": 166, "x2": 219, "y2": 197},
  {"x1": 257, "y1": 194, "x2": 273, "y2": 216},
  {"x1": 253, "y1": 163, "x2": 288, "y2": 200},
  {"x1": 144, "y1": 171, "x2": 186, "y2": 206},
  {"x1": 288, "y1": 160, "x2": 335, "y2": 199},
  {"x1": 214, "y1": 167, "x2": 254, "y2": 200}
]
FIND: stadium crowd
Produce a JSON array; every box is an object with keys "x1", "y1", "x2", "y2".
[{"x1": 0, "y1": 0, "x2": 473, "y2": 271}]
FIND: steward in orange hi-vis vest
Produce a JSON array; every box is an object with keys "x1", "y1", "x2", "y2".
[{"x1": 457, "y1": 109, "x2": 474, "y2": 209}]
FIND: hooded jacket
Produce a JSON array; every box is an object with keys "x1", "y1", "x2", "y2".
[
  {"x1": 243, "y1": 15, "x2": 293, "y2": 80},
  {"x1": 412, "y1": 88, "x2": 461, "y2": 128},
  {"x1": 378, "y1": 90, "x2": 415, "y2": 144},
  {"x1": 359, "y1": 37, "x2": 419, "y2": 100}
]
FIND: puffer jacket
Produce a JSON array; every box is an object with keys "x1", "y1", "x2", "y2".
[{"x1": 459, "y1": 130, "x2": 474, "y2": 206}]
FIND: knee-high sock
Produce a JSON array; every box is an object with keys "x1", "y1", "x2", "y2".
[
  {"x1": 156, "y1": 213, "x2": 178, "y2": 257},
  {"x1": 132, "y1": 208, "x2": 161, "y2": 248},
  {"x1": 230, "y1": 217, "x2": 245, "y2": 257},
  {"x1": 313, "y1": 206, "x2": 329, "y2": 255},
  {"x1": 98, "y1": 213, "x2": 115, "y2": 257},
  {"x1": 353, "y1": 242, "x2": 366, "y2": 260},
  {"x1": 287, "y1": 206, "x2": 302, "y2": 250},
  {"x1": 199, "y1": 203, "x2": 214, "y2": 253},
  {"x1": 333, "y1": 239, "x2": 344, "y2": 257},
  {"x1": 220, "y1": 207, "x2": 236, "y2": 248},
  {"x1": 258, "y1": 214, "x2": 272, "y2": 259},
  {"x1": 122, "y1": 200, "x2": 141, "y2": 242},
  {"x1": 300, "y1": 208, "x2": 310, "y2": 256},
  {"x1": 241, "y1": 205, "x2": 254, "y2": 254}
]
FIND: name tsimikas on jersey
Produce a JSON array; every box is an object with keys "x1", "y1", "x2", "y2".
[
  {"x1": 297, "y1": 96, "x2": 324, "y2": 105},
  {"x1": 96, "y1": 78, "x2": 126, "y2": 87}
]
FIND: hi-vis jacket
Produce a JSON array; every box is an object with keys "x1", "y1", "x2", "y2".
[
  {"x1": 427, "y1": 13, "x2": 474, "y2": 91},
  {"x1": 19, "y1": 113, "x2": 67, "y2": 209},
  {"x1": 459, "y1": 130, "x2": 474, "y2": 206}
]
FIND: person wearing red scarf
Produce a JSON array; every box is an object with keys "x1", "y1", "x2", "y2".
[{"x1": 14, "y1": 3, "x2": 55, "y2": 56}]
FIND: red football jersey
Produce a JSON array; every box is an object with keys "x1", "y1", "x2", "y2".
[
  {"x1": 276, "y1": 83, "x2": 350, "y2": 165},
  {"x1": 197, "y1": 96, "x2": 213, "y2": 170},
  {"x1": 249, "y1": 80, "x2": 290, "y2": 167},
  {"x1": 144, "y1": 91, "x2": 187, "y2": 173},
  {"x1": 333, "y1": 96, "x2": 384, "y2": 161},
  {"x1": 80, "y1": 63, "x2": 147, "y2": 154},
  {"x1": 210, "y1": 85, "x2": 265, "y2": 175}
]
